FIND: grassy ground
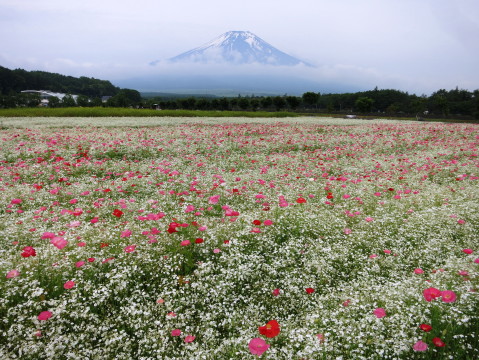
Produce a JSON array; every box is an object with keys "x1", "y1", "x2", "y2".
[{"x1": 0, "y1": 107, "x2": 298, "y2": 118}]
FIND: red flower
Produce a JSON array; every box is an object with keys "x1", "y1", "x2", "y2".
[
  {"x1": 296, "y1": 197, "x2": 306, "y2": 204},
  {"x1": 258, "y1": 320, "x2": 280, "y2": 338},
  {"x1": 167, "y1": 222, "x2": 179, "y2": 234},
  {"x1": 419, "y1": 324, "x2": 433, "y2": 332},
  {"x1": 305, "y1": 287, "x2": 315, "y2": 294},
  {"x1": 432, "y1": 337, "x2": 446, "y2": 347},
  {"x1": 112, "y1": 209, "x2": 123, "y2": 218},
  {"x1": 252, "y1": 220, "x2": 262, "y2": 226},
  {"x1": 21, "y1": 246, "x2": 36, "y2": 258},
  {"x1": 423, "y1": 287, "x2": 441, "y2": 302},
  {"x1": 195, "y1": 238, "x2": 204, "y2": 244}
]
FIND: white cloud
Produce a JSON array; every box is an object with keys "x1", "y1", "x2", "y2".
[{"x1": 0, "y1": 0, "x2": 478, "y2": 94}]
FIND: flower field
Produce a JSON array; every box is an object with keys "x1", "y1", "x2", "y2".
[{"x1": 1, "y1": 117, "x2": 478, "y2": 359}]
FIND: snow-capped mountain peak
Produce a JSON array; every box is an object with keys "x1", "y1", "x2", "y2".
[{"x1": 165, "y1": 31, "x2": 309, "y2": 66}]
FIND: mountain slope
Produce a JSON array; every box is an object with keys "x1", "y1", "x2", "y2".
[{"x1": 162, "y1": 31, "x2": 310, "y2": 66}]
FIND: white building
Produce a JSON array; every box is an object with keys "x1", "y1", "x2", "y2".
[{"x1": 21, "y1": 90, "x2": 78, "y2": 106}]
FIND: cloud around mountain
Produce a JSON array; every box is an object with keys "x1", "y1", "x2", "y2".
[
  {"x1": 151, "y1": 31, "x2": 312, "y2": 67},
  {"x1": 117, "y1": 31, "x2": 409, "y2": 95}
]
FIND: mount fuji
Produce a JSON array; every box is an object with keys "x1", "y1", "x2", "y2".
[
  {"x1": 155, "y1": 31, "x2": 311, "y2": 67},
  {"x1": 117, "y1": 31, "x2": 354, "y2": 95}
]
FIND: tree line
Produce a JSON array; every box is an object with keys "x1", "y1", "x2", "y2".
[
  {"x1": 1, "y1": 66, "x2": 478, "y2": 119},
  {"x1": 141, "y1": 88, "x2": 479, "y2": 119}
]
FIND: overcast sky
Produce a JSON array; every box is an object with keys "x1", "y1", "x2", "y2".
[{"x1": 1, "y1": 0, "x2": 478, "y2": 94}]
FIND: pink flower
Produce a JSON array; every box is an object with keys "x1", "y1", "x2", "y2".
[
  {"x1": 6, "y1": 269, "x2": 20, "y2": 279},
  {"x1": 120, "y1": 229, "x2": 132, "y2": 238},
  {"x1": 373, "y1": 307, "x2": 386, "y2": 318},
  {"x1": 198, "y1": 226, "x2": 207, "y2": 231},
  {"x1": 50, "y1": 237, "x2": 68, "y2": 250},
  {"x1": 90, "y1": 217, "x2": 99, "y2": 224},
  {"x1": 383, "y1": 249, "x2": 391, "y2": 254},
  {"x1": 180, "y1": 240, "x2": 191, "y2": 246},
  {"x1": 474, "y1": 258, "x2": 479, "y2": 264},
  {"x1": 413, "y1": 340, "x2": 428, "y2": 351},
  {"x1": 75, "y1": 261, "x2": 85, "y2": 268},
  {"x1": 457, "y1": 219, "x2": 465, "y2": 225},
  {"x1": 462, "y1": 248, "x2": 473, "y2": 254},
  {"x1": 38, "y1": 311, "x2": 52, "y2": 321},
  {"x1": 63, "y1": 281, "x2": 75, "y2": 289},
  {"x1": 184, "y1": 335, "x2": 196, "y2": 343},
  {"x1": 369, "y1": 254, "x2": 378, "y2": 259},
  {"x1": 250, "y1": 227, "x2": 261, "y2": 233},
  {"x1": 124, "y1": 245, "x2": 136, "y2": 253},
  {"x1": 171, "y1": 329, "x2": 181, "y2": 337},
  {"x1": 263, "y1": 219, "x2": 273, "y2": 226},
  {"x1": 316, "y1": 333, "x2": 325, "y2": 342},
  {"x1": 423, "y1": 287, "x2": 442, "y2": 302},
  {"x1": 365, "y1": 217, "x2": 374, "y2": 222},
  {"x1": 77, "y1": 242, "x2": 86, "y2": 247},
  {"x1": 441, "y1": 290, "x2": 457, "y2": 303},
  {"x1": 248, "y1": 338, "x2": 270, "y2": 356},
  {"x1": 185, "y1": 205, "x2": 195, "y2": 213},
  {"x1": 41, "y1": 232, "x2": 56, "y2": 239},
  {"x1": 272, "y1": 288, "x2": 280, "y2": 296},
  {"x1": 414, "y1": 268, "x2": 424, "y2": 274},
  {"x1": 213, "y1": 248, "x2": 221, "y2": 254},
  {"x1": 208, "y1": 195, "x2": 220, "y2": 204},
  {"x1": 68, "y1": 220, "x2": 81, "y2": 228},
  {"x1": 343, "y1": 228, "x2": 352, "y2": 235}
]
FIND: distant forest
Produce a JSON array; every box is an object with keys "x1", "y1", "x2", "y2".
[
  {"x1": 1, "y1": 66, "x2": 478, "y2": 119},
  {"x1": 0, "y1": 66, "x2": 120, "y2": 97}
]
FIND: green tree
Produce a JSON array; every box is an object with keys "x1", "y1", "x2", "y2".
[
  {"x1": 238, "y1": 97, "x2": 250, "y2": 110},
  {"x1": 230, "y1": 98, "x2": 239, "y2": 110},
  {"x1": 107, "y1": 89, "x2": 141, "y2": 107},
  {"x1": 302, "y1": 92, "x2": 320, "y2": 108},
  {"x1": 430, "y1": 90, "x2": 449, "y2": 117},
  {"x1": 61, "y1": 94, "x2": 76, "y2": 107},
  {"x1": 48, "y1": 96, "x2": 60, "y2": 108},
  {"x1": 272, "y1": 96, "x2": 286, "y2": 111},
  {"x1": 91, "y1": 97, "x2": 102, "y2": 107},
  {"x1": 260, "y1": 97, "x2": 273, "y2": 110},
  {"x1": 250, "y1": 98, "x2": 260, "y2": 111},
  {"x1": 286, "y1": 96, "x2": 301, "y2": 110},
  {"x1": 355, "y1": 97, "x2": 374, "y2": 113},
  {"x1": 76, "y1": 95, "x2": 90, "y2": 107},
  {"x1": 218, "y1": 98, "x2": 230, "y2": 111},
  {"x1": 178, "y1": 97, "x2": 196, "y2": 110}
]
